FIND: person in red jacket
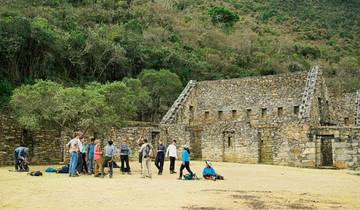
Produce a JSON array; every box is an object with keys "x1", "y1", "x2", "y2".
[{"x1": 94, "y1": 139, "x2": 103, "y2": 177}]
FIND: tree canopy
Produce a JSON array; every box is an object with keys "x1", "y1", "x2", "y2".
[
  {"x1": 10, "y1": 69, "x2": 182, "y2": 134},
  {"x1": 2, "y1": 0, "x2": 360, "y2": 120}
]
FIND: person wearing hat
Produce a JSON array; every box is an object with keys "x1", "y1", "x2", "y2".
[
  {"x1": 100, "y1": 140, "x2": 116, "y2": 178},
  {"x1": 178, "y1": 145, "x2": 194, "y2": 180},
  {"x1": 202, "y1": 160, "x2": 224, "y2": 181},
  {"x1": 14, "y1": 146, "x2": 29, "y2": 171}
]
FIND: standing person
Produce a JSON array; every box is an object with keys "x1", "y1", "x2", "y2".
[
  {"x1": 166, "y1": 139, "x2": 177, "y2": 174},
  {"x1": 66, "y1": 132, "x2": 81, "y2": 177},
  {"x1": 94, "y1": 139, "x2": 103, "y2": 177},
  {"x1": 78, "y1": 137, "x2": 88, "y2": 174},
  {"x1": 14, "y1": 146, "x2": 29, "y2": 171},
  {"x1": 140, "y1": 139, "x2": 153, "y2": 178},
  {"x1": 101, "y1": 140, "x2": 116, "y2": 178},
  {"x1": 87, "y1": 137, "x2": 96, "y2": 174},
  {"x1": 120, "y1": 138, "x2": 131, "y2": 175},
  {"x1": 155, "y1": 139, "x2": 165, "y2": 175},
  {"x1": 137, "y1": 135, "x2": 144, "y2": 169},
  {"x1": 178, "y1": 145, "x2": 194, "y2": 180}
]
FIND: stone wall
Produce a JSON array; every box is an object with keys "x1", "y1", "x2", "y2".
[
  {"x1": 160, "y1": 69, "x2": 360, "y2": 169},
  {"x1": 177, "y1": 72, "x2": 308, "y2": 126},
  {"x1": 0, "y1": 114, "x2": 62, "y2": 165},
  {"x1": 310, "y1": 127, "x2": 360, "y2": 169},
  {"x1": 0, "y1": 114, "x2": 161, "y2": 165},
  {"x1": 109, "y1": 122, "x2": 162, "y2": 161},
  {"x1": 330, "y1": 92, "x2": 358, "y2": 126}
]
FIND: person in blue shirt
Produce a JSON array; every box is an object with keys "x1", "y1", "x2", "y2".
[
  {"x1": 178, "y1": 145, "x2": 194, "y2": 180},
  {"x1": 87, "y1": 137, "x2": 96, "y2": 174},
  {"x1": 14, "y1": 146, "x2": 29, "y2": 171},
  {"x1": 202, "y1": 160, "x2": 224, "y2": 181}
]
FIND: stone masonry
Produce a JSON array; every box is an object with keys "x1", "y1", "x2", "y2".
[{"x1": 160, "y1": 66, "x2": 360, "y2": 169}]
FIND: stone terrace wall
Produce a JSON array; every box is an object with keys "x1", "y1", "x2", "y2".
[{"x1": 0, "y1": 114, "x2": 62, "y2": 165}]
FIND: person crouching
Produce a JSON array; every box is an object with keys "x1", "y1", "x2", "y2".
[{"x1": 202, "y1": 160, "x2": 224, "y2": 181}]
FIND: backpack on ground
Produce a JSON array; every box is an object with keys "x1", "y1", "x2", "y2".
[
  {"x1": 183, "y1": 173, "x2": 199, "y2": 180},
  {"x1": 29, "y1": 171, "x2": 43, "y2": 176},
  {"x1": 45, "y1": 167, "x2": 57, "y2": 173},
  {"x1": 57, "y1": 164, "x2": 69, "y2": 173}
]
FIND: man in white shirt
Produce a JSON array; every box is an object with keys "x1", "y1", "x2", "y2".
[
  {"x1": 66, "y1": 132, "x2": 82, "y2": 177},
  {"x1": 166, "y1": 139, "x2": 178, "y2": 174}
]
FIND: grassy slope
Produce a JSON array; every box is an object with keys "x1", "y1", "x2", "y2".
[{"x1": 1, "y1": 0, "x2": 359, "y2": 94}]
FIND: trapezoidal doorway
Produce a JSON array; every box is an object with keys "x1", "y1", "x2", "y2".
[
  {"x1": 320, "y1": 136, "x2": 334, "y2": 167},
  {"x1": 258, "y1": 129, "x2": 273, "y2": 164}
]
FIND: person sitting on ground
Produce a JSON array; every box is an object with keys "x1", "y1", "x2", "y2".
[
  {"x1": 100, "y1": 140, "x2": 116, "y2": 178},
  {"x1": 14, "y1": 146, "x2": 29, "y2": 172},
  {"x1": 202, "y1": 160, "x2": 224, "y2": 181}
]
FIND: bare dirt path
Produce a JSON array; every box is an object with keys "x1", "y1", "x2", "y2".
[{"x1": 0, "y1": 161, "x2": 359, "y2": 210}]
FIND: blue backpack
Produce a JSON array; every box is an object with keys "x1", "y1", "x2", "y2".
[
  {"x1": 45, "y1": 168, "x2": 57, "y2": 173},
  {"x1": 57, "y1": 165, "x2": 69, "y2": 173}
]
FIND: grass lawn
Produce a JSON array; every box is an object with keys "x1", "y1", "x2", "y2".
[{"x1": 0, "y1": 161, "x2": 359, "y2": 210}]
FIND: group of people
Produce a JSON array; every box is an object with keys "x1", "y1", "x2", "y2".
[{"x1": 15, "y1": 131, "x2": 223, "y2": 181}]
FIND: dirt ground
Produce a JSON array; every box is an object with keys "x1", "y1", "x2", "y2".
[{"x1": 0, "y1": 161, "x2": 359, "y2": 210}]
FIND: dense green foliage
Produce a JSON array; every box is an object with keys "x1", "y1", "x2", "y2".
[
  {"x1": 1, "y1": 0, "x2": 360, "y2": 113},
  {"x1": 10, "y1": 70, "x2": 182, "y2": 132}
]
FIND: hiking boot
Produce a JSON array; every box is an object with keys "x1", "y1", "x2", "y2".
[
  {"x1": 147, "y1": 175, "x2": 152, "y2": 179},
  {"x1": 127, "y1": 172, "x2": 132, "y2": 175},
  {"x1": 109, "y1": 174, "x2": 113, "y2": 179},
  {"x1": 158, "y1": 172, "x2": 162, "y2": 175},
  {"x1": 177, "y1": 177, "x2": 182, "y2": 180}
]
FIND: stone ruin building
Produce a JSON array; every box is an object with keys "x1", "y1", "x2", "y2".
[
  {"x1": 160, "y1": 66, "x2": 360, "y2": 169},
  {"x1": 1, "y1": 66, "x2": 359, "y2": 169}
]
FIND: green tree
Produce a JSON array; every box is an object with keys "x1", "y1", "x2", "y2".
[
  {"x1": 138, "y1": 69, "x2": 183, "y2": 122},
  {"x1": 10, "y1": 80, "x2": 135, "y2": 135}
]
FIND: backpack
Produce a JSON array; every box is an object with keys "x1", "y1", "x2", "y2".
[
  {"x1": 57, "y1": 165, "x2": 69, "y2": 173},
  {"x1": 45, "y1": 168, "x2": 57, "y2": 173},
  {"x1": 29, "y1": 171, "x2": 43, "y2": 176},
  {"x1": 143, "y1": 144, "x2": 151, "y2": 158},
  {"x1": 183, "y1": 173, "x2": 199, "y2": 180},
  {"x1": 185, "y1": 148, "x2": 190, "y2": 154}
]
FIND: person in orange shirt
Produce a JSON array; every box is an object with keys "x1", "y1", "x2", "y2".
[{"x1": 94, "y1": 139, "x2": 103, "y2": 177}]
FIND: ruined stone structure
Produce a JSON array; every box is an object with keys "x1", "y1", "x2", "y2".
[
  {"x1": 0, "y1": 112, "x2": 159, "y2": 165},
  {"x1": 1, "y1": 66, "x2": 359, "y2": 169},
  {"x1": 160, "y1": 66, "x2": 360, "y2": 169},
  {"x1": 0, "y1": 111, "x2": 62, "y2": 165}
]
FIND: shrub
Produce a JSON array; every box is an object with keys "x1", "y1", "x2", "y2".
[{"x1": 208, "y1": 6, "x2": 239, "y2": 26}]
